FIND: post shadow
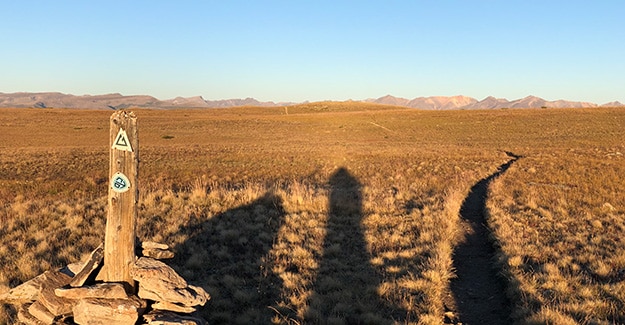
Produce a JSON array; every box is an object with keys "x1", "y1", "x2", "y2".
[
  {"x1": 169, "y1": 192, "x2": 286, "y2": 324},
  {"x1": 306, "y1": 167, "x2": 406, "y2": 324}
]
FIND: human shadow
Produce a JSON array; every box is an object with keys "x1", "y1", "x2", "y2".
[
  {"x1": 169, "y1": 192, "x2": 286, "y2": 324},
  {"x1": 450, "y1": 152, "x2": 521, "y2": 324},
  {"x1": 306, "y1": 167, "x2": 406, "y2": 324}
]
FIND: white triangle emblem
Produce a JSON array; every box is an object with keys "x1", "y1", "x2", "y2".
[{"x1": 112, "y1": 129, "x2": 133, "y2": 152}]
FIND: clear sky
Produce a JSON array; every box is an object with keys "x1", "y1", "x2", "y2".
[{"x1": 1, "y1": 1, "x2": 624, "y2": 104}]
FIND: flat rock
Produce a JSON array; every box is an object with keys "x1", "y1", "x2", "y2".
[
  {"x1": 142, "y1": 248, "x2": 175, "y2": 260},
  {"x1": 0, "y1": 273, "x2": 46, "y2": 304},
  {"x1": 73, "y1": 296, "x2": 145, "y2": 325},
  {"x1": 142, "y1": 310, "x2": 206, "y2": 325},
  {"x1": 28, "y1": 301, "x2": 55, "y2": 324},
  {"x1": 151, "y1": 300, "x2": 196, "y2": 313},
  {"x1": 131, "y1": 258, "x2": 209, "y2": 306},
  {"x1": 17, "y1": 303, "x2": 46, "y2": 325},
  {"x1": 131, "y1": 257, "x2": 187, "y2": 288},
  {"x1": 70, "y1": 243, "x2": 104, "y2": 287},
  {"x1": 59, "y1": 262, "x2": 84, "y2": 278},
  {"x1": 137, "y1": 284, "x2": 209, "y2": 308},
  {"x1": 142, "y1": 241, "x2": 169, "y2": 250},
  {"x1": 55, "y1": 283, "x2": 128, "y2": 300},
  {"x1": 37, "y1": 271, "x2": 74, "y2": 316}
]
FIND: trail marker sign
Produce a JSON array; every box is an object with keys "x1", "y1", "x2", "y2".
[
  {"x1": 111, "y1": 172, "x2": 131, "y2": 193},
  {"x1": 100, "y1": 111, "x2": 138, "y2": 291},
  {"x1": 112, "y1": 128, "x2": 133, "y2": 152}
]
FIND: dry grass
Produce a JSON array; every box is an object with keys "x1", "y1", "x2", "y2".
[
  {"x1": 131, "y1": 159, "x2": 484, "y2": 324},
  {"x1": 487, "y1": 152, "x2": 625, "y2": 324},
  {"x1": 484, "y1": 109, "x2": 625, "y2": 324},
  {"x1": 1, "y1": 106, "x2": 623, "y2": 324}
]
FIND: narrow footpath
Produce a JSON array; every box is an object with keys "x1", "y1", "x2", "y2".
[{"x1": 446, "y1": 153, "x2": 520, "y2": 324}]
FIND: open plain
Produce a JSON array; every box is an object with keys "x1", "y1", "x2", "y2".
[{"x1": 1, "y1": 103, "x2": 624, "y2": 324}]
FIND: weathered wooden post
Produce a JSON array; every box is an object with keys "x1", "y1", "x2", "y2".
[{"x1": 100, "y1": 110, "x2": 138, "y2": 291}]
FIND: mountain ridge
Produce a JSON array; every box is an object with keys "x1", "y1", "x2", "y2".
[
  {"x1": 0, "y1": 92, "x2": 622, "y2": 110},
  {"x1": 366, "y1": 94, "x2": 619, "y2": 110}
]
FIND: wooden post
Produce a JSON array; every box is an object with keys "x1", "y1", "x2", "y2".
[{"x1": 100, "y1": 111, "x2": 138, "y2": 291}]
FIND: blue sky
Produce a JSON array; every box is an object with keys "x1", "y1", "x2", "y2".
[{"x1": 1, "y1": 1, "x2": 624, "y2": 103}]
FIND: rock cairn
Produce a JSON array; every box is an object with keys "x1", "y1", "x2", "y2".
[{"x1": 0, "y1": 242, "x2": 209, "y2": 324}]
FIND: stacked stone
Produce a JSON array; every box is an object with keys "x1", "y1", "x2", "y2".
[{"x1": 0, "y1": 242, "x2": 209, "y2": 324}]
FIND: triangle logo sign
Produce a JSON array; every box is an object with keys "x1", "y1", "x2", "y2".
[{"x1": 112, "y1": 129, "x2": 133, "y2": 152}]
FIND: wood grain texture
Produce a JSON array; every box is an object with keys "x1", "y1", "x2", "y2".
[{"x1": 101, "y1": 111, "x2": 138, "y2": 291}]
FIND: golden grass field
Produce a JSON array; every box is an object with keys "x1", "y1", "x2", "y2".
[{"x1": 0, "y1": 103, "x2": 623, "y2": 324}]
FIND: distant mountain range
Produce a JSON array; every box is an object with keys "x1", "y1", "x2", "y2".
[
  {"x1": 366, "y1": 95, "x2": 623, "y2": 110},
  {"x1": 0, "y1": 92, "x2": 295, "y2": 110},
  {"x1": 0, "y1": 92, "x2": 622, "y2": 110}
]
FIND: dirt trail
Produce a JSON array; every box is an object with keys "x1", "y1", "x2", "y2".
[{"x1": 446, "y1": 153, "x2": 520, "y2": 324}]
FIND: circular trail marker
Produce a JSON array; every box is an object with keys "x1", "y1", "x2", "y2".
[{"x1": 111, "y1": 172, "x2": 131, "y2": 193}]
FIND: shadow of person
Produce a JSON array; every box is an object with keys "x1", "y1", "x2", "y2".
[
  {"x1": 306, "y1": 167, "x2": 405, "y2": 324},
  {"x1": 169, "y1": 192, "x2": 286, "y2": 324}
]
